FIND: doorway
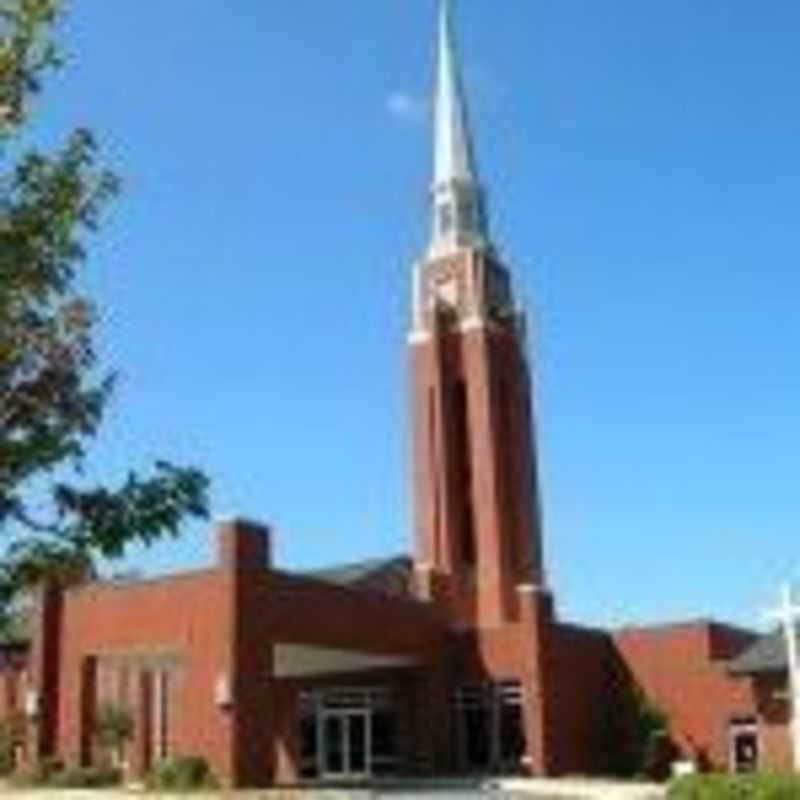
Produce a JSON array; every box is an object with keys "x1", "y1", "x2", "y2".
[
  {"x1": 729, "y1": 717, "x2": 759, "y2": 773},
  {"x1": 300, "y1": 688, "x2": 399, "y2": 781},
  {"x1": 321, "y1": 710, "x2": 370, "y2": 779}
]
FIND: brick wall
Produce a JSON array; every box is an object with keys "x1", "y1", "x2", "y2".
[
  {"x1": 55, "y1": 568, "x2": 236, "y2": 779},
  {"x1": 751, "y1": 673, "x2": 793, "y2": 772},
  {"x1": 546, "y1": 623, "x2": 622, "y2": 775},
  {"x1": 614, "y1": 621, "x2": 759, "y2": 770},
  {"x1": 29, "y1": 520, "x2": 450, "y2": 787}
]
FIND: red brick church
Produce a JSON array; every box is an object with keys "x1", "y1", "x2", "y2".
[{"x1": 0, "y1": 0, "x2": 794, "y2": 787}]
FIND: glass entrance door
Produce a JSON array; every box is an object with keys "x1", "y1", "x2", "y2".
[
  {"x1": 322, "y1": 715, "x2": 346, "y2": 776},
  {"x1": 346, "y1": 712, "x2": 368, "y2": 775},
  {"x1": 322, "y1": 710, "x2": 370, "y2": 780}
]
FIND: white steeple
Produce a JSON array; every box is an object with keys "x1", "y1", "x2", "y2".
[{"x1": 429, "y1": 0, "x2": 490, "y2": 258}]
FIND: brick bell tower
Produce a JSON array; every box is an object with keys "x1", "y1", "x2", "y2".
[{"x1": 411, "y1": 0, "x2": 548, "y2": 629}]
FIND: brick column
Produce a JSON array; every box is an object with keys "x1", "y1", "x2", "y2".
[
  {"x1": 272, "y1": 684, "x2": 300, "y2": 784},
  {"x1": 216, "y1": 518, "x2": 274, "y2": 787},
  {"x1": 79, "y1": 657, "x2": 97, "y2": 767},
  {"x1": 518, "y1": 585, "x2": 556, "y2": 776},
  {"x1": 27, "y1": 582, "x2": 63, "y2": 764}
]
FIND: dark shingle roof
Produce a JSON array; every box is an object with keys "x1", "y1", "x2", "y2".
[
  {"x1": 303, "y1": 555, "x2": 414, "y2": 598},
  {"x1": 728, "y1": 629, "x2": 792, "y2": 675}
]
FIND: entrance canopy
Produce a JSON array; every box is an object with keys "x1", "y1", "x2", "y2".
[{"x1": 274, "y1": 644, "x2": 418, "y2": 678}]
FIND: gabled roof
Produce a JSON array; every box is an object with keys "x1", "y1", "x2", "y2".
[{"x1": 728, "y1": 629, "x2": 788, "y2": 675}]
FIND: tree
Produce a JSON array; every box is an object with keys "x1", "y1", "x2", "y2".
[
  {"x1": 0, "y1": 0, "x2": 209, "y2": 624},
  {"x1": 93, "y1": 703, "x2": 134, "y2": 769}
]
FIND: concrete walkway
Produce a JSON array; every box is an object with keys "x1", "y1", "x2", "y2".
[
  {"x1": 496, "y1": 778, "x2": 666, "y2": 799},
  {"x1": 0, "y1": 779, "x2": 667, "y2": 799}
]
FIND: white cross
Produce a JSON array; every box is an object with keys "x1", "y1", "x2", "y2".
[{"x1": 766, "y1": 583, "x2": 800, "y2": 771}]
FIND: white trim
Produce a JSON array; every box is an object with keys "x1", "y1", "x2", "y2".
[
  {"x1": 407, "y1": 329, "x2": 432, "y2": 345},
  {"x1": 460, "y1": 315, "x2": 486, "y2": 332}
]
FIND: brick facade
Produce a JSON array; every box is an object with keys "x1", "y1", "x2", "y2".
[
  {"x1": 0, "y1": 3, "x2": 792, "y2": 787},
  {"x1": 1, "y1": 547, "x2": 788, "y2": 785},
  {"x1": 614, "y1": 622, "x2": 792, "y2": 773},
  {"x1": 22, "y1": 520, "x2": 454, "y2": 786},
  {"x1": 0, "y1": 129, "x2": 791, "y2": 791}
]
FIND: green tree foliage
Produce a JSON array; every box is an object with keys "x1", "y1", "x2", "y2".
[
  {"x1": 0, "y1": 0, "x2": 209, "y2": 622},
  {"x1": 146, "y1": 756, "x2": 218, "y2": 792},
  {"x1": 93, "y1": 702, "x2": 134, "y2": 768},
  {"x1": 603, "y1": 676, "x2": 676, "y2": 779}
]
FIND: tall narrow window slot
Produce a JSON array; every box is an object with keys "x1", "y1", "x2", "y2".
[
  {"x1": 452, "y1": 379, "x2": 476, "y2": 566},
  {"x1": 498, "y1": 373, "x2": 518, "y2": 568},
  {"x1": 428, "y1": 387, "x2": 442, "y2": 563}
]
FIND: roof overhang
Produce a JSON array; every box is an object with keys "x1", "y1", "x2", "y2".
[{"x1": 273, "y1": 643, "x2": 419, "y2": 679}]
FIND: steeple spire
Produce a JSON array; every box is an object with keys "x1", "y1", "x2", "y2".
[
  {"x1": 430, "y1": 0, "x2": 490, "y2": 257},
  {"x1": 434, "y1": 0, "x2": 476, "y2": 186}
]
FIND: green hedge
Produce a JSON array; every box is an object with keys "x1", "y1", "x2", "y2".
[
  {"x1": 9, "y1": 760, "x2": 121, "y2": 789},
  {"x1": 145, "y1": 755, "x2": 217, "y2": 792},
  {"x1": 48, "y1": 766, "x2": 122, "y2": 788},
  {"x1": 669, "y1": 774, "x2": 800, "y2": 800},
  {"x1": 9, "y1": 757, "x2": 64, "y2": 787}
]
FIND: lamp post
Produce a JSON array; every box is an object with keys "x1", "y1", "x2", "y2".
[{"x1": 766, "y1": 583, "x2": 800, "y2": 771}]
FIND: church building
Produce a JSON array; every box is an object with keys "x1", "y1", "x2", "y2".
[{"x1": 0, "y1": 0, "x2": 794, "y2": 786}]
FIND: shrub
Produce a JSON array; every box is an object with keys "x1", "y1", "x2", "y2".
[
  {"x1": 9, "y1": 756, "x2": 64, "y2": 787},
  {"x1": 9, "y1": 758, "x2": 120, "y2": 789},
  {"x1": 145, "y1": 755, "x2": 217, "y2": 792},
  {"x1": 93, "y1": 702, "x2": 134, "y2": 766},
  {"x1": 0, "y1": 712, "x2": 25, "y2": 776},
  {"x1": 604, "y1": 680, "x2": 677, "y2": 779},
  {"x1": 669, "y1": 773, "x2": 800, "y2": 800},
  {"x1": 48, "y1": 765, "x2": 122, "y2": 788}
]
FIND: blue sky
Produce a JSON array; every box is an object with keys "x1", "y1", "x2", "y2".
[{"x1": 34, "y1": 1, "x2": 800, "y2": 629}]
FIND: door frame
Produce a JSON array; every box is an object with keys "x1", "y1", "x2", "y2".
[
  {"x1": 319, "y1": 708, "x2": 372, "y2": 781},
  {"x1": 728, "y1": 717, "x2": 760, "y2": 773}
]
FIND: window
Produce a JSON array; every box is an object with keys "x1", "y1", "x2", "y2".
[
  {"x1": 299, "y1": 693, "x2": 319, "y2": 779},
  {"x1": 439, "y1": 203, "x2": 455, "y2": 237},
  {"x1": 452, "y1": 380, "x2": 476, "y2": 567},
  {"x1": 729, "y1": 717, "x2": 759, "y2": 773},
  {"x1": 153, "y1": 669, "x2": 172, "y2": 762},
  {"x1": 457, "y1": 197, "x2": 475, "y2": 233},
  {"x1": 371, "y1": 710, "x2": 400, "y2": 776},
  {"x1": 457, "y1": 686, "x2": 492, "y2": 770},
  {"x1": 92, "y1": 656, "x2": 180, "y2": 772},
  {"x1": 428, "y1": 387, "x2": 441, "y2": 564},
  {"x1": 455, "y1": 682, "x2": 526, "y2": 774},
  {"x1": 497, "y1": 374, "x2": 518, "y2": 568},
  {"x1": 497, "y1": 682, "x2": 525, "y2": 771}
]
